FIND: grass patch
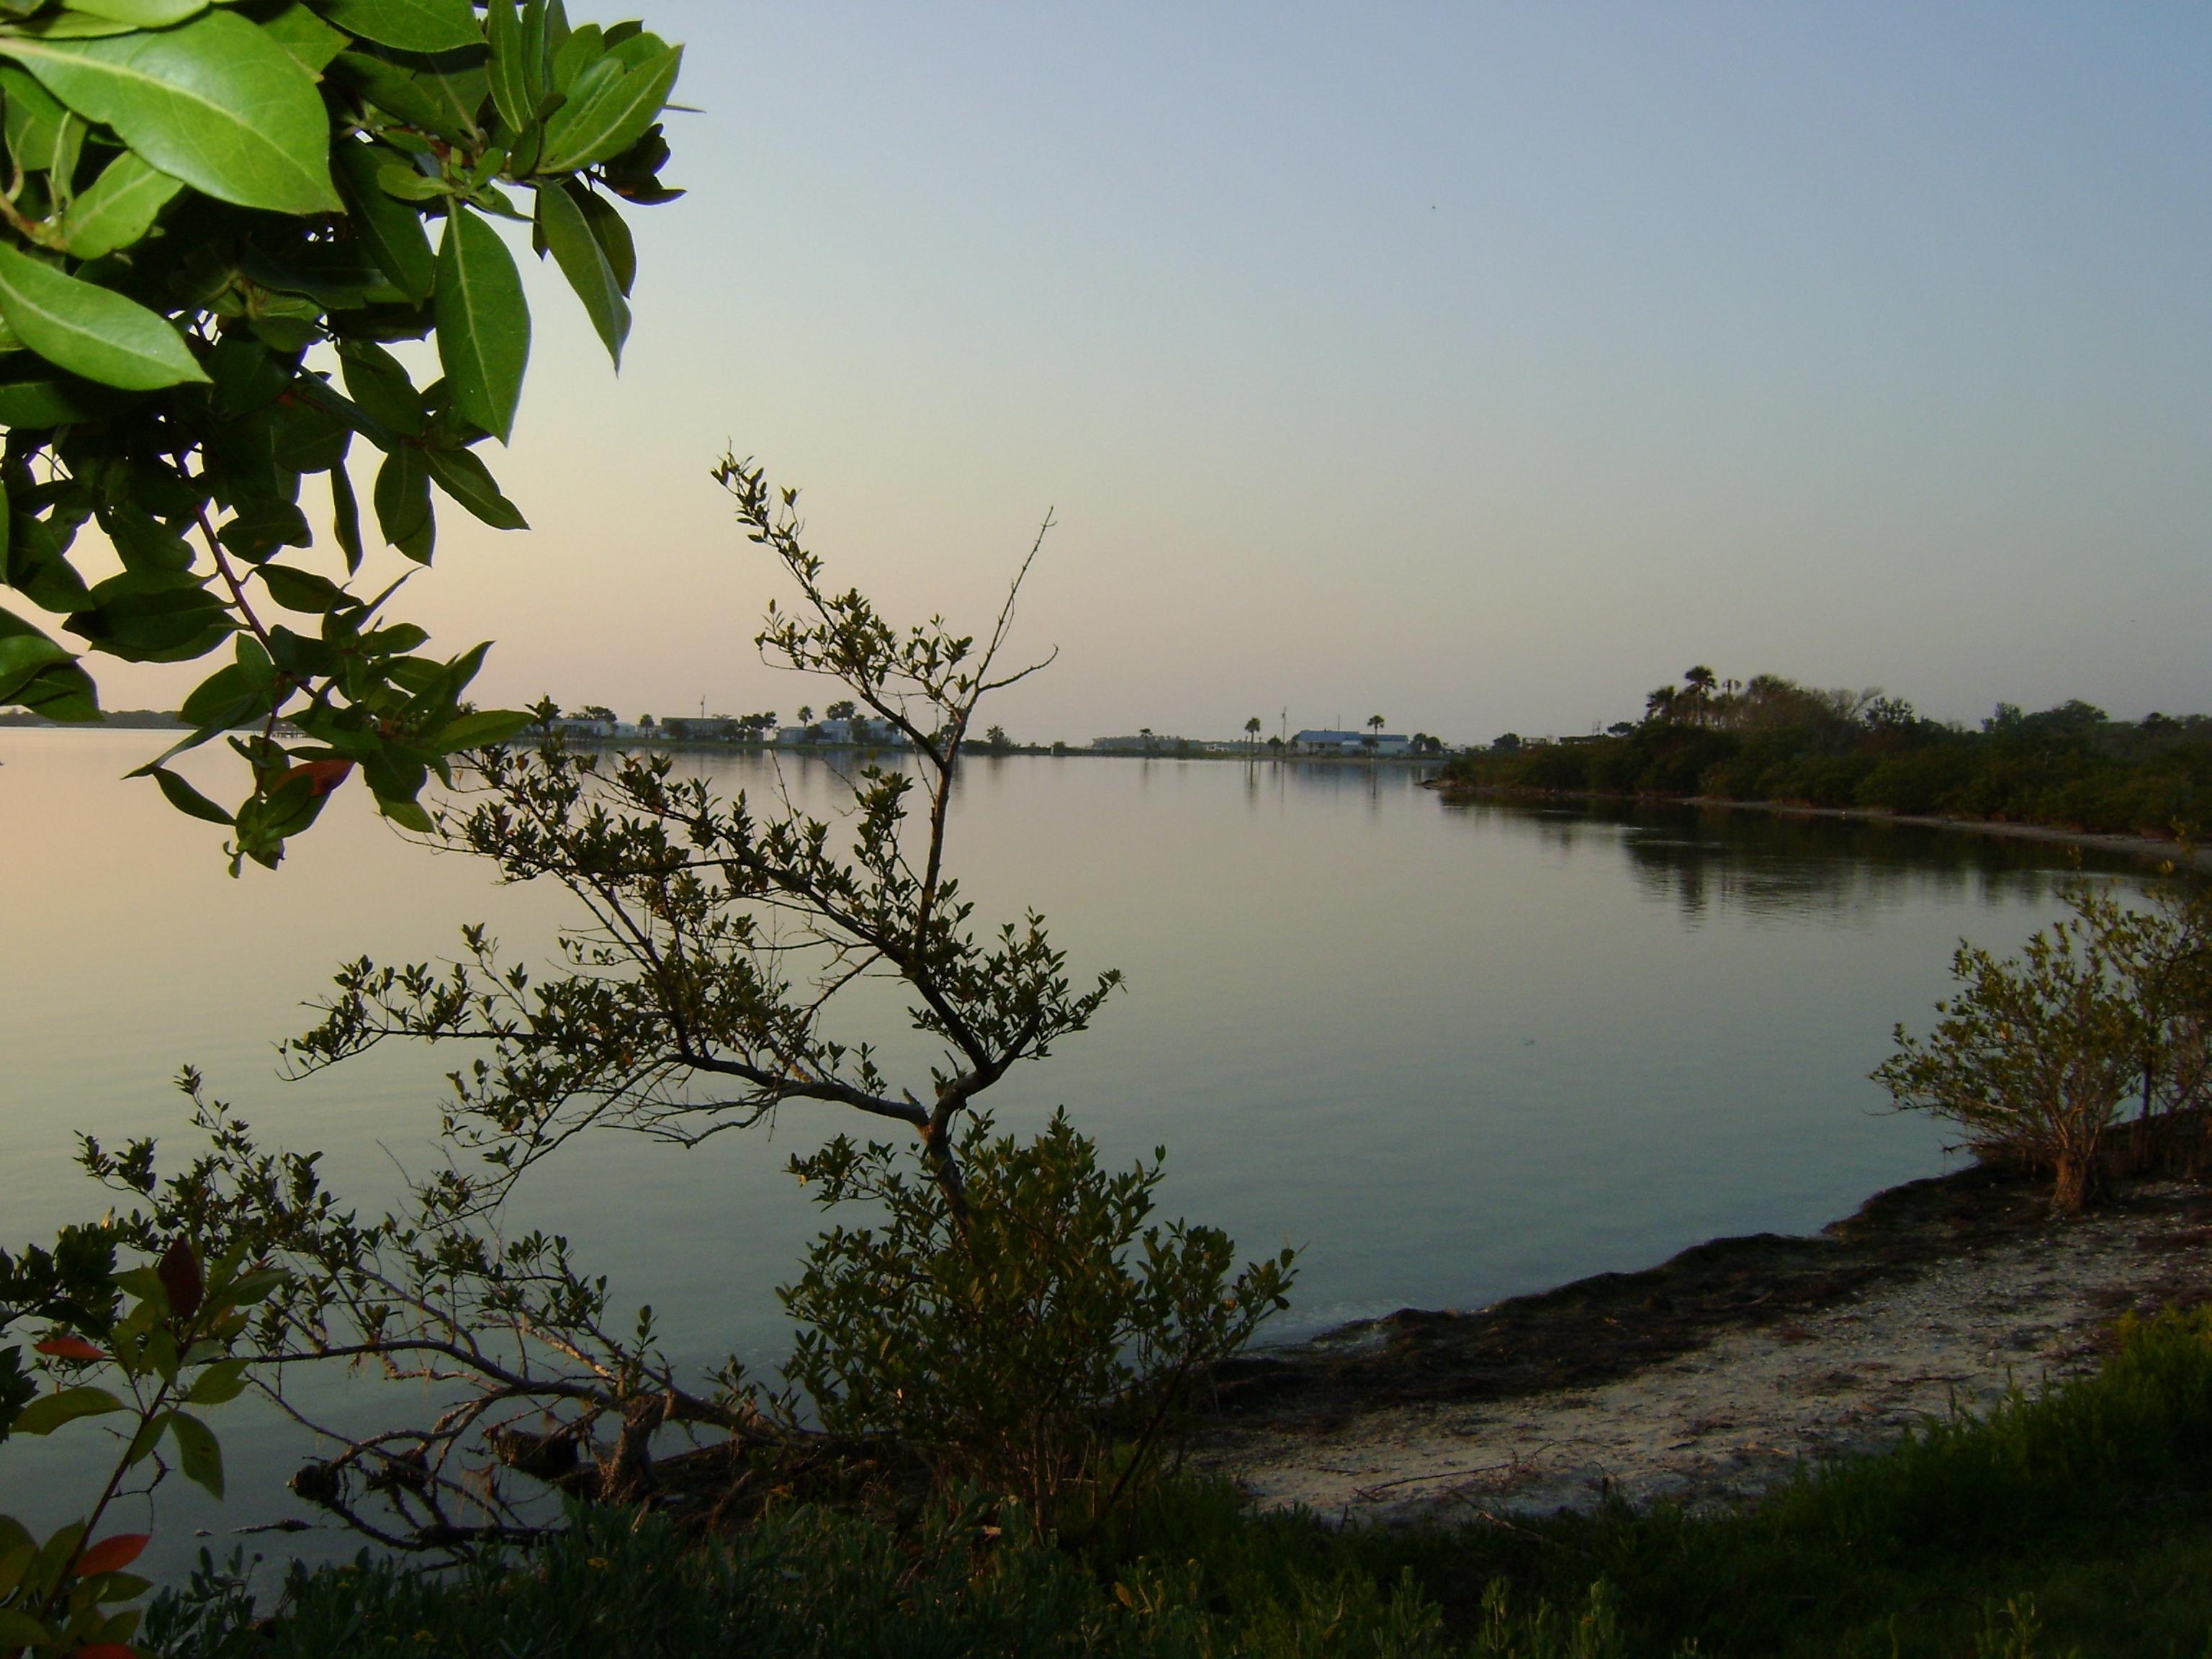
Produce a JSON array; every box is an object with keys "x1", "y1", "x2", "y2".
[{"x1": 147, "y1": 1311, "x2": 2212, "y2": 1657}]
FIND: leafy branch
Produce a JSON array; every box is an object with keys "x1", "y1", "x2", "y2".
[{"x1": 0, "y1": 0, "x2": 685, "y2": 868}]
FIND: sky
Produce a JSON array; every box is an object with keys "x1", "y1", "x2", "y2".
[{"x1": 99, "y1": 3, "x2": 2212, "y2": 743}]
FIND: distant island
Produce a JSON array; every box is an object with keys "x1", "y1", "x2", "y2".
[
  {"x1": 1434, "y1": 669, "x2": 2212, "y2": 841},
  {"x1": 0, "y1": 709, "x2": 185, "y2": 729}
]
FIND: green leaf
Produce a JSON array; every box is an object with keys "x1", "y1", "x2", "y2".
[
  {"x1": 176, "y1": 660, "x2": 260, "y2": 727},
  {"x1": 372, "y1": 444, "x2": 433, "y2": 559},
  {"x1": 331, "y1": 138, "x2": 436, "y2": 302},
  {"x1": 0, "y1": 63, "x2": 84, "y2": 181},
  {"x1": 316, "y1": 0, "x2": 479, "y2": 53},
  {"x1": 15, "y1": 12, "x2": 138, "y2": 38},
  {"x1": 0, "y1": 243, "x2": 205, "y2": 390},
  {"x1": 55, "y1": 150, "x2": 183, "y2": 260},
  {"x1": 547, "y1": 19, "x2": 597, "y2": 91},
  {"x1": 0, "y1": 621, "x2": 74, "y2": 704},
  {"x1": 331, "y1": 459, "x2": 364, "y2": 573},
  {"x1": 215, "y1": 498, "x2": 310, "y2": 561},
  {"x1": 434, "y1": 204, "x2": 529, "y2": 443},
  {"x1": 101, "y1": 502, "x2": 192, "y2": 574},
  {"x1": 536, "y1": 44, "x2": 680, "y2": 173},
  {"x1": 4, "y1": 662, "x2": 94, "y2": 718},
  {"x1": 12, "y1": 1385, "x2": 124, "y2": 1435},
  {"x1": 62, "y1": 0, "x2": 209, "y2": 24},
  {"x1": 0, "y1": 1609, "x2": 53, "y2": 1650},
  {"x1": 253, "y1": 1, "x2": 349, "y2": 71},
  {"x1": 70, "y1": 579, "x2": 233, "y2": 664},
  {"x1": 423, "y1": 441, "x2": 526, "y2": 529},
  {"x1": 534, "y1": 180, "x2": 627, "y2": 367},
  {"x1": 405, "y1": 47, "x2": 490, "y2": 140},
  {"x1": 207, "y1": 329, "x2": 291, "y2": 419},
  {"x1": 573, "y1": 185, "x2": 634, "y2": 295},
  {"x1": 484, "y1": 0, "x2": 529, "y2": 129},
  {"x1": 168, "y1": 1410, "x2": 222, "y2": 1496},
  {"x1": 185, "y1": 1357, "x2": 248, "y2": 1405},
  {"x1": 256, "y1": 562, "x2": 345, "y2": 613},
  {"x1": 337, "y1": 338, "x2": 426, "y2": 438},
  {"x1": 376, "y1": 791, "x2": 433, "y2": 832},
  {"x1": 433, "y1": 706, "x2": 530, "y2": 752},
  {"x1": 373, "y1": 158, "x2": 449, "y2": 202},
  {"x1": 151, "y1": 766, "x2": 233, "y2": 825},
  {"x1": 1, "y1": 12, "x2": 340, "y2": 215},
  {"x1": 518, "y1": 0, "x2": 552, "y2": 106},
  {"x1": 331, "y1": 49, "x2": 462, "y2": 139}
]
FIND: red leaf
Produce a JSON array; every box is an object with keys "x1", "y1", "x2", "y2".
[
  {"x1": 74, "y1": 1533, "x2": 150, "y2": 1576},
  {"x1": 157, "y1": 1238, "x2": 204, "y2": 1321},
  {"x1": 35, "y1": 1336, "x2": 105, "y2": 1362},
  {"x1": 279, "y1": 757, "x2": 354, "y2": 798},
  {"x1": 73, "y1": 1647, "x2": 141, "y2": 1659}
]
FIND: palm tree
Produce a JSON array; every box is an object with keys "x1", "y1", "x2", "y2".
[
  {"x1": 1681, "y1": 667, "x2": 1717, "y2": 727},
  {"x1": 796, "y1": 704, "x2": 814, "y2": 724},
  {"x1": 1244, "y1": 716, "x2": 1262, "y2": 753}
]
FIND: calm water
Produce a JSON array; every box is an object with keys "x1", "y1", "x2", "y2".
[{"x1": 0, "y1": 729, "x2": 2137, "y2": 1560}]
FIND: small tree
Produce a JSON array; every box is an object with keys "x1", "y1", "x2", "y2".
[
  {"x1": 1876, "y1": 885, "x2": 2150, "y2": 1211},
  {"x1": 288, "y1": 458, "x2": 1102, "y2": 1213},
  {"x1": 79, "y1": 456, "x2": 1294, "y2": 1546}
]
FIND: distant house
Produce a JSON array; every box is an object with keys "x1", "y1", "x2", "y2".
[
  {"x1": 660, "y1": 717, "x2": 748, "y2": 743},
  {"x1": 1293, "y1": 728, "x2": 1410, "y2": 757},
  {"x1": 548, "y1": 716, "x2": 640, "y2": 740},
  {"x1": 777, "y1": 716, "x2": 902, "y2": 747}
]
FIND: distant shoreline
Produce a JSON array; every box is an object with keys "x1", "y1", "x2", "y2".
[{"x1": 1426, "y1": 778, "x2": 2212, "y2": 870}]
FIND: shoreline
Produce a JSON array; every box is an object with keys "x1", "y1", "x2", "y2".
[
  {"x1": 1200, "y1": 1163, "x2": 2212, "y2": 1521},
  {"x1": 1426, "y1": 780, "x2": 2211, "y2": 870}
]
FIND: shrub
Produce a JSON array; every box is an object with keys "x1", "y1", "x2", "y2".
[
  {"x1": 1875, "y1": 896, "x2": 2137, "y2": 1210},
  {"x1": 778, "y1": 1112, "x2": 1296, "y2": 1529},
  {"x1": 1872, "y1": 881, "x2": 2212, "y2": 1210}
]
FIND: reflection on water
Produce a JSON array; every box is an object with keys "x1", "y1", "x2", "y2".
[
  {"x1": 0, "y1": 733, "x2": 2148, "y2": 1564},
  {"x1": 1465, "y1": 802, "x2": 2128, "y2": 924}
]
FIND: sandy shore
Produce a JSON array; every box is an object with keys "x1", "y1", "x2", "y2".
[{"x1": 1197, "y1": 1173, "x2": 2212, "y2": 1525}]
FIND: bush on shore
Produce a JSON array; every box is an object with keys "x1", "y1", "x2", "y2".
[{"x1": 1876, "y1": 871, "x2": 2212, "y2": 1210}]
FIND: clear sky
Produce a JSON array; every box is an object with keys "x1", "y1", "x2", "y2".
[{"x1": 109, "y1": 4, "x2": 2212, "y2": 742}]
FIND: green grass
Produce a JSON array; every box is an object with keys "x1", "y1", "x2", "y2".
[{"x1": 146, "y1": 1311, "x2": 2212, "y2": 1658}]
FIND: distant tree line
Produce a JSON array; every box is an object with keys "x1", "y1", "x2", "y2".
[{"x1": 1437, "y1": 668, "x2": 2212, "y2": 837}]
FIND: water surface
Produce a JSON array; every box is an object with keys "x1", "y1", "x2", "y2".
[{"x1": 0, "y1": 730, "x2": 2133, "y2": 1557}]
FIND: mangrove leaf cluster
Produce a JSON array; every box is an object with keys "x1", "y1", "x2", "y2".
[{"x1": 0, "y1": 0, "x2": 682, "y2": 868}]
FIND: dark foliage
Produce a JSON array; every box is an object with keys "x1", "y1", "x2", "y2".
[{"x1": 1444, "y1": 673, "x2": 2212, "y2": 837}]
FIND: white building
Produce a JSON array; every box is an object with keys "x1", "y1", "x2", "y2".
[
  {"x1": 777, "y1": 716, "x2": 902, "y2": 747},
  {"x1": 1292, "y1": 728, "x2": 1410, "y2": 757},
  {"x1": 549, "y1": 716, "x2": 640, "y2": 740}
]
